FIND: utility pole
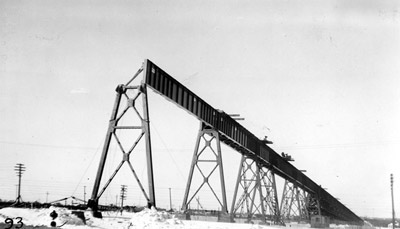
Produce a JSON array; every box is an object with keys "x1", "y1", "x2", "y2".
[
  {"x1": 14, "y1": 163, "x2": 26, "y2": 204},
  {"x1": 391, "y1": 174, "x2": 396, "y2": 229},
  {"x1": 46, "y1": 192, "x2": 49, "y2": 203},
  {"x1": 169, "y1": 188, "x2": 172, "y2": 211},
  {"x1": 84, "y1": 186, "x2": 86, "y2": 204},
  {"x1": 120, "y1": 185, "x2": 127, "y2": 214}
]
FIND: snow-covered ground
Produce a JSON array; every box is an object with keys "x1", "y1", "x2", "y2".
[
  {"x1": 0, "y1": 206, "x2": 371, "y2": 229},
  {"x1": 0, "y1": 206, "x2": 284, "y2": 229}
]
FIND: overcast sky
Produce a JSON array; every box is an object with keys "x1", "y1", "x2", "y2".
[{"x1": 1, "y1": 0, "x2": 400, "y2": 219}]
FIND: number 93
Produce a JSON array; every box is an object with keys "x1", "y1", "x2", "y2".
[{"x1": 5, "y1": 217, "x2": 24, "y2": 229}]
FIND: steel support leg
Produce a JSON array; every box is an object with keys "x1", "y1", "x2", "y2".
[
  {"x1": 280, "y1": 180, "x2": 298, "y2": 222},
  {"x1": 230, "y1": 156, "x2": 259, "y2": 222},
  {"x1": 181, "y1": 123, "x2": 228, "y2": 215},
  {"x1": 231, "y1": 155, "x2": 281, "y2": 224},
  {"x1": 260, "y1": 168, "x2": 282, "y2": 224},
  {"x1": 141, "y1": 79, "x2": 156, "y2": 208},
  {"x1": 88, "y1": 65, "x2": 156, "y2": 216},
  {"x1": 280, "y1": 180, "x2": 310, "y2": 223},
  {"x1": 306, "y1": 193, "x2": 321, "y2": 217},
  {"x1": 88, "y1": 86, "x2": 123, "y2": 213},
  {"x1": 297, "y1": 189, "x2": 310, "y2": 221},
  {"x1": 231, "y1": 155, "x2": 246, "y2": 219}
]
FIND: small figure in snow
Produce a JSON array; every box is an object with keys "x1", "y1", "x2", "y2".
[{"x1": 50, "y1": 210, "x2": 58, "y2": 220}]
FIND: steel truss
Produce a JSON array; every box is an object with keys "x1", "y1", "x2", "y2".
[
  {"x1": 306, "y1": 192, "x2": 321, "y2": 217},
  {"x1": 181, "y1": 123, "x2": 228, "y2": 215},
  {"x1": 280, "y1": 180, "x2": 316, "y2": 222},
  {"x1": 88, "y1": 65, "x2": 156, "y2": 214},
  {"x1": 231, "y1": 155, "x2": 282, "y2": 224}
]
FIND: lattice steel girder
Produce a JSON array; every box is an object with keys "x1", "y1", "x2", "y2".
[
  {"x1": 307, "y1": 192, "x2": 321, "y2": 217},
  {"x1": 143, "y1": 59, "x2": 362, "y2": 224},
  {"x1": 181, "y1": 123, "x2": 228, "y2": 214}
]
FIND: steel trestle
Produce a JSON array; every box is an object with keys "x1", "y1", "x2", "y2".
[{"x1": 87, "y1": 59, "x2": 362, "y2": 225}]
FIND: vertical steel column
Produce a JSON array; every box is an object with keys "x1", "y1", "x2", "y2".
[
  {"x1": 215, "y1": 127, "x2": 228, "y2": 214},
  {"x1": 316, "y1": 197, "x2": 321, "y2": 216},
  {"x1": 141, "y1": 64, "x2": 156, "y2": 207},
  {"x1": 295, "y1": 188, "x2": 301, "y2": 220},
  {"x1": 271, "y1": 171, "x2": 282, "y2": 224},
  {"x1": 230, "y1": 155, "x2": 246, "y2": 217},
  {"x1": 280, "y1": 180, "x2": 289, "y2": 219},
  {"x1": 247, "y1": 161, "x2": 260, "y2": 222},
  {"x1": 315, "y1": 195, "x2": 322, "y2": 217},
  {"x1": 88, "y1": 86, "x2": 123, "y2": 211},
  {"x1": 181, "y1": 123, "x2": 228, "y2": 214},
  {"x1": 181, "y1": 123, "x2": 203, "y2": 212},
  {"x1": 257, "y1": 164, "x2": 266, "y2": 223}
]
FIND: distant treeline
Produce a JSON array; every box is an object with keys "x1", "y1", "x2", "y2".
[
  {"x1": 362, "y1": 217, "x2": 397, "y2": 227},
  {"x1": 0, "y1": 200, "x2": 145, "y2": 212},
  {"x1": 0, "y1": 200, "x2": 85, "y2": 210}
]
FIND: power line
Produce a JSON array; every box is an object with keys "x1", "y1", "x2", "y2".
[
  {"x1": 0, "y1": 140, "x2": 98, "y2": 150},
  {"x1": 150, "y1": 122, "x2": 186, "y2": 182},
  {"x1": 276, "y1": 140, "x2": 400, "y2": 151},
  {"x1": 70, "y1": 139, "x2": 103, "y2": 196}
]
